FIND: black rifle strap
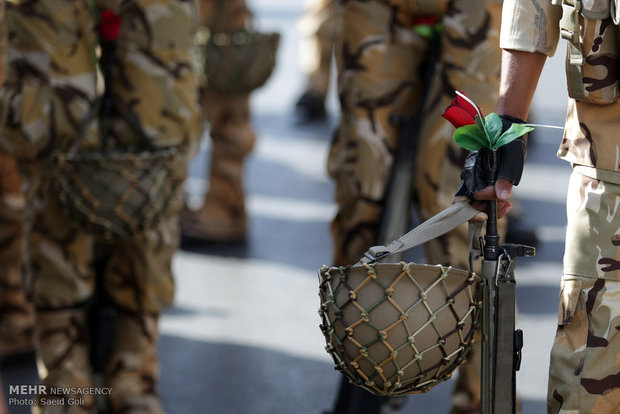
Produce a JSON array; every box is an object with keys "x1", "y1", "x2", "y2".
[{"x1": 493, "y1": 264, "x2": 516, "y2": 414}]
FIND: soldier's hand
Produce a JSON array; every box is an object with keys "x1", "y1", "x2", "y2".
[
  {"x1": 471, "y1": 179, "x2": 514, "y2": 218},
  {"x1": 454, "y1": 114, "x2": 527, "y2": 219}
]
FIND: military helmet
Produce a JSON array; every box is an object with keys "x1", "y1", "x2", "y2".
[{"x1": 317, "y1": 201, "x2": 483, "y2": 395}]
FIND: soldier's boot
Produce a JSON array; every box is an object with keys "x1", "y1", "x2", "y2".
[
  {"x1": 181, "y1": 91, "x2": 255, "y2": 242},
  {"x1": 295, "y1": 92, "x2": 326, "y2": 123},
  {"x1": 0, "y1": 152, "x2": 34, "y2": 359},
  {"x1": 294, "y1": 0, "x2": 338, "y2": 124},
  {"x1": 33, "y1": 308, "x2": 96, "y2": 413},
  {"x1": 180, "y1": 159, "x2": 248, "y2": 242},
  {"x1": 105, "y1": 311, "x2": 164, "y2": 414}
]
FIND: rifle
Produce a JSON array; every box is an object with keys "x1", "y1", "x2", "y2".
[
  {"x1": 478, "y1": 149, "x2": 534, "y2": 413},
  {"x1": 377, "y1": 33, "x2": 439, "y2": 261},
  {"x1": 376, "y1": 112, "x2": 422, "y2": 261}
]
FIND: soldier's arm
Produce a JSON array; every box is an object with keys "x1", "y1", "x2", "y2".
[
  {"x1": 497, "y1": 49, "x2": 547, "y2": 121},
  {"x1": 472, "y1": 49, "x2": 547, "y2": 212},
  {"x1": 471, "y1": 0, "x2": 561, "y2": 214}
]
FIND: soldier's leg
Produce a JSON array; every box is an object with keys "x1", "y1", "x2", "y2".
[
  {"x1": 413, "y1": 1, "x2": 504, "y2": 412},
  {"x1": 295, "y1": 0, "x2": 340, "y2": 122},
  {"x1": 0, "y1": 4, "x2": 32, "y2": 346},
  {"x1": 327, "y1": 1, "x2": 431, "y2": 412},
  {"x1": 329, "y1": 0, "x2": 430, "y2": 266},
  {"x1": 102, "y1": 0, "x2": 197, "y2": 410},
  {"x1": 181, "y1": 90, "x2": 255, "y2": 241},
  {"x1": 0, "y1": 152, "x2": 34, "y2": 358},
  {"x1": 104, "y1": 312, "x2": 161, "y2": 413},
  {"x1": 547, "y1": 170, "x2": 620, "y2": 413},
  {"x1": 181, "y1": 0, "x2": 255, "y2": 242},
  {"x1": 25, "y1": 174, "x2": 98, "y2": 414},
  {"x1": 2, "y1": 1, "x2": 100, "y2": 412},
  {"x1": 103, "y1": 195, "x2": 180, "y2": 413}
]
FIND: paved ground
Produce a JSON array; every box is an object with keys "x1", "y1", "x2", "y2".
[{"x1": 2, "y1": 1, "x2": 573, "y2": 413}]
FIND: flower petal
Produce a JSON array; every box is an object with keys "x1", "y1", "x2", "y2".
[
  {"x1": 100, "y1": 9, "x2": 123, "y2": 41},
  {"x1": 455, "y1": 92, "x2": 482, "y2": 118},
  {"x1": 442, "y1": 105, "x2": 476, "y2": 129}
]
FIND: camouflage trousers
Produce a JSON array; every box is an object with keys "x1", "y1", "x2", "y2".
[
  {"x1": 0, "y1": 152, "x2": 34, "y2": 357},
  {"x1": 328, "y1": 0, "x2": 504, "y2": 411},
  {"x1": 0, "y1": 0, "x2": 34, "y2": 357},
  {"x1": 548, "y1": 169, "x2": 620, "y2": 414},
  {"x1": 0, "y1": 0, "x2": 198, "y2": 412},
  {"x1": 190, "y1": 0, "x2": 255, "y2": 215},
  {"x1": 329, "y1": 0, "x2": 504, "y2": 267},
  {"x1": 297, "y1": 0, "x2": 340, "y2": 100}
]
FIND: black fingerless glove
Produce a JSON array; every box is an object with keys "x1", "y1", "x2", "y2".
[
  {"x1": 497, "y1": 114, "x2": 527, "y2": 186},
  {"x1": 455, "y1": 114, "x2": 528, "y2": 199}
]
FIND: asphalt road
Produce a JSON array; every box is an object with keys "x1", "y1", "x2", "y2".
[{"x1": 2, "y1": 1, "x2": 573, "y2": 413}]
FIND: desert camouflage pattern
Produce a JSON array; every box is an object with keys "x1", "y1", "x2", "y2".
[
  {"x1": 415, "y1": 0, "x2": 506, "y2": 271},
  {"x1": 563, "y1": 170, "x2": 620, "y2": 282},
  {"x1": 0, "y1": 4, "x2": 34, "y2": 358},
  {"x1": 32, "y1": 309, "x2": 96, "y2": 413},
  {"x1": 0, "y1": 152, "x2": 34, "y2": 357},
  {"x1": 568, "y1": 12, "x2": 620, "y2": 105},
  {"x1": 297, "y1": 0, "x2": 340, "y2": 101},
  {"x1": 503, "y1": 2, "x2": 620, "y2": 413},
  {"x1": 562, "y1": 98, "x2": 620, "y2": 173},
  {"x1": 502, "y1": 0, "x2": 620, "y2": 172},
  {"x1": 328, "y1": 0, "x2": 504, "y2": 283},
  {"x1": 559, "y1": 7, "x2": 620, "y2": 171},
  {"x1": 33, "y1": 309, "x2": 163, "y2": 414},
  {"x1": 328, "y1": 0, "x2": 504, "y2": 412},
  {"x1": 548, "y1": 171, "x2": 620, "y2": 413},
  {"x1": 499, "y1": 0, "x2": 562, "y2": 56},
  {"x1": 0, "y1": 0, "x2": 198, "y2": 412},
  {"x1": 180, "y1": 0, "x2": 256, "y2": 241}
]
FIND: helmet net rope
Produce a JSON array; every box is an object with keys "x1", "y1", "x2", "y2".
[
  {"x1": 54, "y1": 148, "x2": 180, "y2": 241},
  {"x1": 319, "y1": 262, "x2": 482, "y2": 396}
]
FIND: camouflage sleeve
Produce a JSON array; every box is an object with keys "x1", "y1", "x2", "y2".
[{"x1": 500, "y1": 0, "x2": 562, "y2": 56}]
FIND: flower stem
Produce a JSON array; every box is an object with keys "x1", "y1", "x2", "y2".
[
  {"x1": 524, "y1": 123, "x2": 564, "y2": 130},
  {"x1": 455, "y1": 90, "x2": 484, "y2": 121}
]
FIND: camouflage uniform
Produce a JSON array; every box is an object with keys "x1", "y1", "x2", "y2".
[
  {"x1": 297, "y1": 0, "x2": 340, "y2": 105},
  {"x1": 328, "y1": 0, "x2": 505, "y2": 412},
  {"x1": 180, "y1": 0, "x2": 256, "y2": 242},
  {"x1": 0, "y1": 152, "x2": 33, "y2": 358},
  {"x1": 0, "y1": 0, "x2": 34, "y2": 359},
  {"x1": 501, "y1": 0, "x2": 620, "y2": 412},
  {"x1": 0, "y1": 0, "x2": 199, "y2": 412}
]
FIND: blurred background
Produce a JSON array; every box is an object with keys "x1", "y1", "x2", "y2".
[{"x1": 1, "y1": 0, "x2": 572, "y2": 413}]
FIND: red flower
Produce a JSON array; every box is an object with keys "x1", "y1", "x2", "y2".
[
  {"x1": 441, "y1": 92, "x2": 481, "y2": 129},
  {"x1": 411, "y1": 15, "x2": 438, "y2": 26},
  {"x1": 99, "y1": 9, "x2": 122, "y2": 41}
]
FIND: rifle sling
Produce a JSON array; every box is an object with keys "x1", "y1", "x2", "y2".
[
  {"x1": 493, "y1": 278, "x2": 517, "y2": 413},
  {"x1": 360, "y1": 201, "x2": 481, "y2": 264}
]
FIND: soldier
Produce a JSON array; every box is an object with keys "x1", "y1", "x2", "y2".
[
  {"x1": 0, "y1": 2, "x2": 34, "y2": 361},
  {"x1": 0, "y1": 0, "x2": 199, "y2": 413},
  {"x1": 181, "y1": 0, "x2": 278, "y2": 242},
  {"x1": 473, "y1": 1, "x2": 620, "y2": 412},
  {"x1": 294, "y1": 0, "x2": 340, "y2": 123},
  {"x1": 327, "y1": 0, "x2": 504, "y2": 412}
]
